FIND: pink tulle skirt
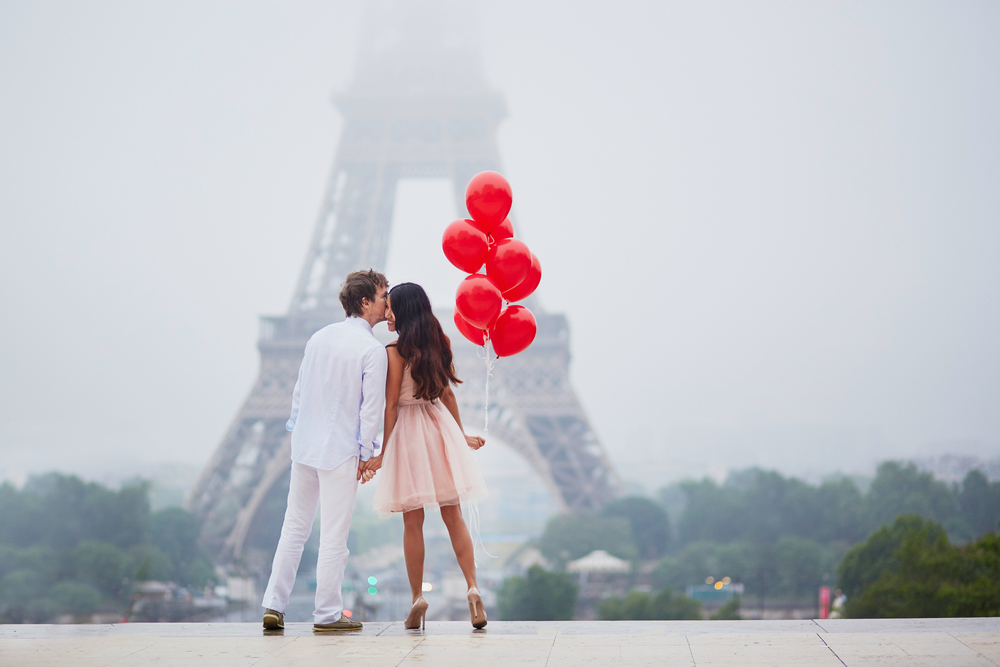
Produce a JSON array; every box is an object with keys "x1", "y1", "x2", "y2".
[{"x1": 372, "y1": 399, "x2": 488, "y2": 518}]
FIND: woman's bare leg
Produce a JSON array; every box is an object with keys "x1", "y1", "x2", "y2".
[
  {"x1": 440, "y1": 504, "x2": 478, "y2": 590},
  {"x1": 402, "y1": 508, "x2": 425, "y2": 601}
]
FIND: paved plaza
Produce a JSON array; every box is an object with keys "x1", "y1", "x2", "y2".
[{"x1": 2, "y1": 618, "x2": 999, "y2": 666}]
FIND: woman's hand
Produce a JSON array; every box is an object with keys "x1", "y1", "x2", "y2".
[
  {"x1": 358, "y1": 455, "x2": 382, "y2": 484},
  {"x1": 465, "y1": 435, "x2": 485, "y2": 450},
  {"x1": 364, "y1": 454, "x2": 384, "y2": 473}
]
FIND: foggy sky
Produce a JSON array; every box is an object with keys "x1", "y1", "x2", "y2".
[{"x1": 1, "y1": 1, "x2": 998, "y2": 491}]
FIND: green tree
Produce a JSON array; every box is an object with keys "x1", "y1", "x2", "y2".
[
  {"x1": 958, "y1": 470, "x2": 1000, "y2": 539},
  {"x1": 667, "y1": 464, "x2": 991, "y2": 552},
  {"x1": 602, "y1": 497, "x2": 671, "y2": 559},
  {"x1": 652, "y1": 541, "x2": 721, "y2": 592},
  {"x1": 599, "y1": 590, "x2": 654, "y2": 620},
  {"x1": 498, "y1": 565, "x2": 578, "y2": 620},
  {"x1": 772, "y1": 536, "x2": 824, "y2": 597},
  {"x1": 9, "y1": 545, "x2": 61, "y2": 587},
  {"x1": 838, "y1": 515, "x2": 946, "y2": 599},
  {"x1": 652, "y1": 589, "x2": 701, "y2": 619},
  {"x1": 599, "y1": 588, "x2": 701, "y2": 620},
  {"x1": 0, "y1": 473, "x2": 220, "y2": 623},
  {"x1": 863, "y1": 462, "x2": 963, "y2": 538},
  {"x1": 715, "y1": 541, "x2": 759, "y2": 589},
  {"x1": 0, "y1": 545, "x2": 16, "y2": 580},
  {"x1": 673, "y1": 469, "x2": 868, "y2": 547},
  {"x1": 737, "y1": 470, "x2": 824, "y2": 543},
  {"x1": 675, "y1": 479, "x2": 745, "y2": 545},
  {"x1": 0, "y1": 483, "x2": 45, "y2": 547},
  {"x1": 23, "y1": 474, "x2": 150, "y2": 550},
  {"x1": 842, "y1": 517, "x2": 1000, "y2": 618},
  {"x1": 0, "y1": 569, "x2": 48, "y2": 615},
  {"x1": 182, "y1": 557, "x2": 217, "y2": 588},
  {"x1": 49, "y1": 581, "x2": 101, "y2": 617},
  {"x1": 814, "y1": 478, "x2": 867, "y2": 544},
  {"x1": 710, "y1": 596, "x2": 741, "y2": 620},
  {"x1": 538, "y1": 512, "x2": 636, "y2": 564},
  {"x1": 83, "y1": 481, "x2": 151, "y2": 549},
  {"x1": 150, "y1": 507, "x2": 215, "y2": 585},
  {"x1": 128, "y1": 545, "x2": 174, "y2": 582},
  {"x1": 72, "y1": 540, "x2": 127, "y2": 598}
]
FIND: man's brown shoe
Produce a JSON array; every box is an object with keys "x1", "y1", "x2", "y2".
[
  {"x1": 313, "y1": 614, "x2": 363, "y2": 632},
  {"x1": 263, "y1": 609, "x2": 284, "y2": 630}
]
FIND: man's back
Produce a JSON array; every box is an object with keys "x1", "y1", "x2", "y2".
[{"x1": 288, "y1": 316, "x2": 388, "y2": 471}]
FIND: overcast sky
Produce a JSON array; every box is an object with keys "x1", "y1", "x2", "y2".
[{"x1": 1, "y1": 1, "x2": 998, "y2": 491}]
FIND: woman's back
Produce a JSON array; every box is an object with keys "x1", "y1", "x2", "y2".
[{"x1": 397, "y1": 365, "x2": 430, "y2": 406}]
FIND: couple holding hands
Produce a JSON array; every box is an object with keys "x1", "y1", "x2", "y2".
[{"x1": 261, "y1": 270, "x2": 488, "y2": 633}]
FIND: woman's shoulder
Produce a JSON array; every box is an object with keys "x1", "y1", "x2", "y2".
[{"x1": 385, "y1": 342, "x2": 404, "y2": 365}]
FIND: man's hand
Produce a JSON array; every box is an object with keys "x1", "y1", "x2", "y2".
[
  {"x1": 465, "y1": 435, "x2": 485, "y2": 450},
  {"x1": 359, "y1": 467, "x2": 376, "y2": 484}
]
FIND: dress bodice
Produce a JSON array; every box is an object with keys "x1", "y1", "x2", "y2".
[{"x1": 398, "y1": 366, "x2": 431, "y2": 406}]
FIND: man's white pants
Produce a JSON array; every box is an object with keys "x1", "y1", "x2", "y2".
[{"x1": 261, "y1": 458, "x2": 358, "y2": 624}]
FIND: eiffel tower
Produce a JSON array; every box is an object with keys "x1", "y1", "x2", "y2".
[{"x1": 186, "y1": 0, "x2": 621, "y2": 562}]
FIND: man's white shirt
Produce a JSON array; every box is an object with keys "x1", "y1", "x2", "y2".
[{"x1": 285, "y1": 316, "x2": 388, "y2": 470}]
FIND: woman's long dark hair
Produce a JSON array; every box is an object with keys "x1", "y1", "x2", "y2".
[{"x1": 390, "y1": 283, "x2": 461, "y2": 400}]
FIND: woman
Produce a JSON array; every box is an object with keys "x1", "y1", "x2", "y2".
[{"x1": 364, "y1": 283, "x2": 489, "y2": 629}]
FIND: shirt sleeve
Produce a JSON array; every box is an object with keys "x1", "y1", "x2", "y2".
[
  {"x1": 287, "y1": 341, "x2": 307, "y2": 432},
  {"x1": 357, "y1": 344, "x2": 389, "y2": 461}
]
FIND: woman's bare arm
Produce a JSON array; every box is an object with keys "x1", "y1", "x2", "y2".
[
  {"x1": 440, "y1": 385, "x2": 485, "y2": 450},
  {"x1": 363, "y1": 345, "x2": 404, "y2": 476}
]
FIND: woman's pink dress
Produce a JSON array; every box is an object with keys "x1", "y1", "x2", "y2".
[{"x1": 373, "y1": 365, "x2": 487, "y2": 518}]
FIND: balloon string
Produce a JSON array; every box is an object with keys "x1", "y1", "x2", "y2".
[
  {"x1": 476, "y1": 334, "x2": 496, "y2": 435},
  {"x1": 466, "y1": 499, "x2": 498, "y2": 568},
  {"x1": 470, "y1": 336, "x2": 498, "y2": 569}
]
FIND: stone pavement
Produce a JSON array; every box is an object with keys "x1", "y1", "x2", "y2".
[{"x1": 1, "y1": 618, "x2": 998, "y2": 666}]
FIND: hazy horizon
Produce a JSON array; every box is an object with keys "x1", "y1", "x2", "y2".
[{"x1": 2, "y1": 1, "x2": 998, "y2": 495}]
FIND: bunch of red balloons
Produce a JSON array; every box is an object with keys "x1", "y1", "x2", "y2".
[{"x1": 442, "y1": 171, "x2": 541, "y2": 357}]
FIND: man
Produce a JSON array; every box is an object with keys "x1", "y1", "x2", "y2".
[{"x1": 261, "y1": 269, "x2": 389, "y2": 632}]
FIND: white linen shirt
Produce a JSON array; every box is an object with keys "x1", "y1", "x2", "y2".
[{"x1": 285, "y1": 316, "x2": 388, "y2": 470}]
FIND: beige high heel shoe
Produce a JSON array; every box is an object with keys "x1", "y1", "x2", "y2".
[
  {"x1": 404, "y1": 596, "x2": 428, "y2": 630},
  {"x1": 467, "y1": 587, "x2": 487, "y2": 628}
]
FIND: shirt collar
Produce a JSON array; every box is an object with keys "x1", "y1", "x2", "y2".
[{"x1": 346, "y1": 315, "x2": 374, "y2": 335}]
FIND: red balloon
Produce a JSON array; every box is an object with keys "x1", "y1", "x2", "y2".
[
  {"x1": 490, "y1": 305, "x2": 537, "y2": 357},
  {"x1": 465, "y1": 171, "x2": 512, "y2": 234},
  {"x1": 490, "y1": 217, "x2": 514, "y2": 242},
  {"x1": 454, "y1": 310, "x2": 486, "y2": 345},
  {"x1": 455, "y1": 274, "x2": 502, "y2": 329},
  {"x1": 502, "y1": 253, "x2": 541, "y2": 302},
  {"x1": 486, "y1": 238, "x2": 531, "y2": 293},
  {"x1": 442, "y1": 219, "x2": 488, "y2": 273}
]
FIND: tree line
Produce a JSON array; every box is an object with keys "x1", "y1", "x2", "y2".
[
  {"x1": 498, "y1": 461, "x2": 1000, "y2": 620},
  {"x1": 0, "y1": 474, "x2": 215, "y2": 623}
]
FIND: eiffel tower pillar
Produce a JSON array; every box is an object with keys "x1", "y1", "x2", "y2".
[{"x1": 186, "y1": 0, "x2": 621, "y2": 563}]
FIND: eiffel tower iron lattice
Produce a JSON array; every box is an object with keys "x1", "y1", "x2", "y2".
[{"x1": 186, "y1": 0, "x2": 622, "y2": 561}]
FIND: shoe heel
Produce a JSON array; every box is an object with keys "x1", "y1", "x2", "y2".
[
  {"x1": 405, "y1": 596, "x2": 428, "y2": 630},
  {"x1": 467, "y1": 588, "x2": 487, "y2": 629}
]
